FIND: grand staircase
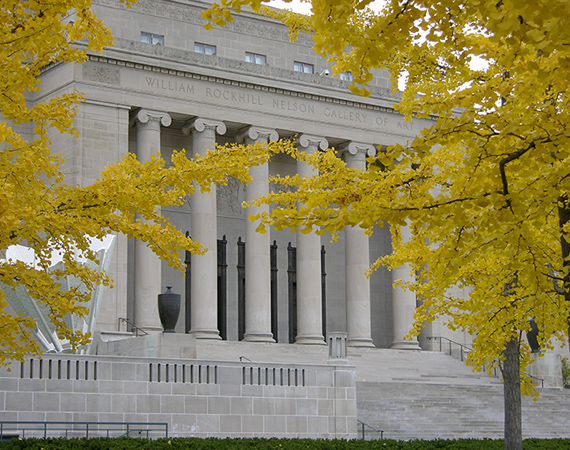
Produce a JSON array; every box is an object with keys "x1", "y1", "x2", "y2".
[
  {"x1": 357, "y1": 381, "x2": 570, "y2": 440},
  {"x1": 349, "y1": 348, "x2": 570, "y2": 440}
]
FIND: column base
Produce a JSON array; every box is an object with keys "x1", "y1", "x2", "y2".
[
  {"x1": 243, "y1": 333, "x2": 275, "y2": 343},
  {"x1": 348, "y1": 337, "x2": 375, "y2": 348},
  {"x1": 391, "y1": 339, "x2": 421, "y2": 350},
  {"x1": 189, "y1": 330, "x2": 222, "y2": 340},
  {"x1": 295, "y1": 335, "x2": 326, "y2": 345}
]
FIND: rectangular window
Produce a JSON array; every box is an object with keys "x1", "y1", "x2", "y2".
[
  {"x1": 339, "y1": 71, "x2": 353, "y2": 82},
  {"x1": 141, "y1": 32, "x2": 164, "y2": 45},
  {"x1": 245, "y1": 52, "x2": 266, "y2": 65},
  {"x1": 294, "y1": 62, "x2": 314, "y2": 74},
  {"x1": 195, "y1": 43, "x2": 216, "y2": 55}
]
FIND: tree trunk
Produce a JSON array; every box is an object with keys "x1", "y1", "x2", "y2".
[
  {"x1": 503, "y1": 337, "x2": 522, "y2": 450},
  {"x1": 558, "y1": 196, "x2": 570, "y2": 347}
]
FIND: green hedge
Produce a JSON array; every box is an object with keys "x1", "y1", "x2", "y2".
[{"x1": 2, "y1": 438, "x2": 570, "y2": 450}]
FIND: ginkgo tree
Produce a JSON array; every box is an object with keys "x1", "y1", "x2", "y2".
[
  {"x1": 0, "y1": 0, "x2": 279, "y2": 365},
  {"x1": 204, "y1": 0, "x2": 570, "y2": 448}
]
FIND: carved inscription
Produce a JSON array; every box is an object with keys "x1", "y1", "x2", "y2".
[
  {"x1": 205, "y1": 88, "x2": 263, "y2": 105},
  {"x1": 272, "y1": 99, "x2": 314, "y2": 114},
  {"x1": 397, "y1": 121, "x2": 414, "y2": 130},
  {"x1": 324, "y1": 107, "x2": 366, "y2": 123},
  {"x1": 146, "y1": 77, "x2": 195, "y2": 93},
  {"x1": 376, "y1": 117, "x2": 388, "y2": 127},
  {"x1": 140, "y1": 75, "x2": 416, "y2": 133}
]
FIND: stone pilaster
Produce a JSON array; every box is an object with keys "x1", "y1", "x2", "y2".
[
  {"x1": 237, "y1": 126, "x2": 279, "y2": 342},
  {"x1": 182, "y1": 118, "x2": 227, "y2": 339},
  {"x1": 391, "y1": 225, "x2": 421, "y2": 350},
  {"x1": 340, "y1": 142, "x2": 376, "y2": 348},
  {"x1": 132, "y1": 109, "x2": 172, "y2": 332},
  {"x1": 295, "y1": 134, "x2": 328, "y2": 345}
]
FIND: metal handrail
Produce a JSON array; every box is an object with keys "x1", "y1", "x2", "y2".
[
  {"x1": 357, "y1": 419, "x2": 384, "y2": 440},
  {"x1": 118, "y1": 317, "x2": 149, "y2": 336},
  {"x1": 0, "y1": 421, "x2": 167, "y2": 439},
  {"x1": 528, "y1": 374, "x2": 544, "y2": 388},
  {"x1": 426, "y1": 336, "x2": 472, "y2": 362},
  {"x1": 426, "y1": 336, "x2": 545, "y2": 386},
  {"x1": 427, "y1": 335, "x2": 500, "y2": 376}
]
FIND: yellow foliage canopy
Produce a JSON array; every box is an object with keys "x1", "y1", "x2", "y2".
[{"x1": 205, "y1": 0, "x2": 570, "y2": 391}]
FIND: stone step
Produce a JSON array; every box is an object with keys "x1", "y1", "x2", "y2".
[
  {"x1": 347, "y1": 348, "x2": 502, "y2": 386},
  {"x1": 357, "y1": 381, "x2": 570, "y2": 440}
]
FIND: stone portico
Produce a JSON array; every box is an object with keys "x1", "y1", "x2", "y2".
[{"x1": 40, "y1": 0, "x2": 437, "y2": 349}]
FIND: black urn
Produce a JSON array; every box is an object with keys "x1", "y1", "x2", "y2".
[
  {"x1": 526, "y1": 317, "x2": 540, "y2": 353},
  {"x1": 157, "y1": 286, "x2": 181, "y2": 333}
]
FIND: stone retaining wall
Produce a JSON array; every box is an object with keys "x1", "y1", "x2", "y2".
[{"x1": 0, "y1": 354, "x2": 356, "y2": 439}]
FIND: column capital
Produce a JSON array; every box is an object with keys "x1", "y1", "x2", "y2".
[
  {"x1": 236, "y1": 126, "x2": 278, "y2": 144},
  {"x1": 297, "y1": 134, "x2": 328, "y2": 151},
  {"x1": 131, "y1": 109, "x2": 172, "y2": 129},
  {"x1": 182, "y1": 117, "x2": 226, "y2": 136},
  {"x1": 339, "y1": 142, "x2": 377, "y2": 159}
]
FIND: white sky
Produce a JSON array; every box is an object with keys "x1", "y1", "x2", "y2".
[
  {"x1": 269, "y1": 0, "x2": 385, "y2": 13},
  {"x1": 268, "y1": 0, "x2": 312, "y2": 13}
]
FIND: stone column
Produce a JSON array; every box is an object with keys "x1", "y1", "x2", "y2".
[
  {"x1": 391, "y1": 225, "x2": 421, "y2": 349},
  {"x1": 132, "y1": 109, "x2": 172, "y2": 332},
  {"x1": 340, "y1": 142, "x2": 376, "y2": 348},
  {"x1": 237, "y1": 126, "x2": 279, "y2": 342},
  {"x1": 295, "y1": 134, "x2": 328, "y2": 345},
  {"x1": 182, "y1": 118, "x2": 226, "y2": 339}
]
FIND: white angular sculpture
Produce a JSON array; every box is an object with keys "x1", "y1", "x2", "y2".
[{"x1": 1, "y1": 235, "x2": 116, "y2": 353}]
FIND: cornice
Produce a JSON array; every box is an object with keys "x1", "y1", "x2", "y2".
[{"x1": 86, "y1": 53, "x2": 404, "y2": 117}]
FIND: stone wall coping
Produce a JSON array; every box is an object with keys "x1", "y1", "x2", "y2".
[{"x1": 6, "y1": 353, "x2": 355, "y2": 372}]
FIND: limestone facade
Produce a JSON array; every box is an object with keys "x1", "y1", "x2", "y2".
[{"x1": 34, "y1": 0, "x2": 445, "y2": 349}]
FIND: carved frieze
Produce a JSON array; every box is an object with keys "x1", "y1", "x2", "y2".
[
  {"x1": 163, "y1": 180, "x2": 245, "y2": 216},
  {"x1": 269, "y1": 179, "x2": 297, "y2": 195},
  {"x1": 83, "y1": 62, "x2": 120, "y2": 85},
  {"x1": 217, "y1": 176, "x2": 246, "y2": 216}
]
